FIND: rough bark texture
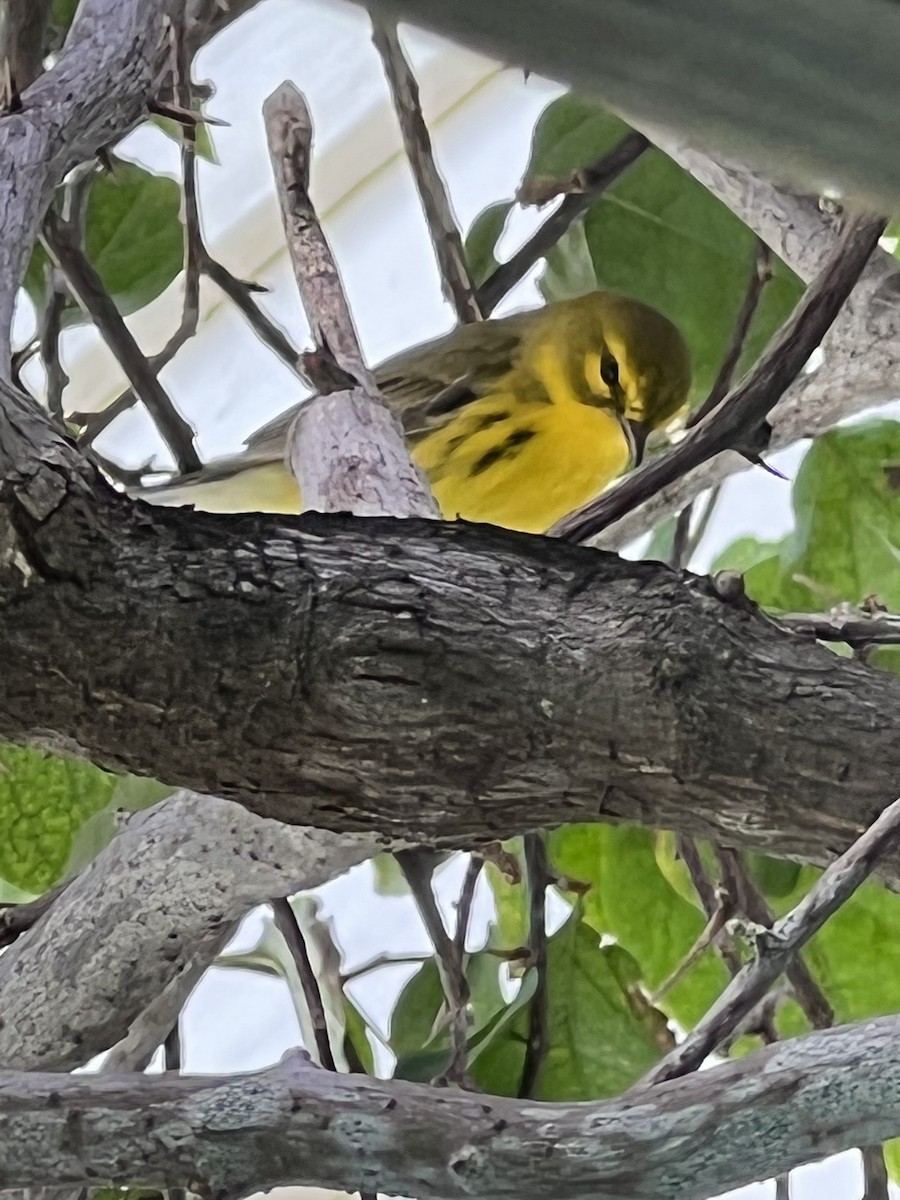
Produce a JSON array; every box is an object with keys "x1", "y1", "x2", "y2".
[
  {"x1": 0, "y1": 791, "x2": 379, "y2": 1070},
  {"x1": 0, "y1": 0, "x2": 175, "y2": 364},
  {"x1": 1, "y1": 460, "x2": 898, "y2": 871},
  {"x1": 4, "y1": 1016, "x2": 900, "y2": 1199}
]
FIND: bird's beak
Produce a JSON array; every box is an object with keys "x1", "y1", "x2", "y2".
[{"x1": 627, "y1": 419, "x2": 648, "y2": 466}]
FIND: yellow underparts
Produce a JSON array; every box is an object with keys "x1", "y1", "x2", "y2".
[{"x1": 151, "y1": 349, "x2": 633, "y2": 534}]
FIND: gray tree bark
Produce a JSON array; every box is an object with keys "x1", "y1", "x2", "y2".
[{"x1": 4, "y1": 1016, "x2": 900, "y2": 1200}]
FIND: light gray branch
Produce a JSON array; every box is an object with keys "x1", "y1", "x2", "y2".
[
  {"x1": 0, "y1": 0, "x2": 175, "y2": 369},
  {"x1": 6, "y1": 1017, "x2": 900, "y2": 1198},
  {"x1": 646, "y1": 794, "x2": 900, "y2": 1083},
  {"x1": 0, "y1": 791, "x2": 379, "y2": 1070},
  {"x1": 262, "y1": 80, "x2": 437, "y2": 519}
]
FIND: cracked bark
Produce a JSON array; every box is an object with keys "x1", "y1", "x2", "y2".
[{"x1": 1, "y1": 455, "x2": 897, "y2": 874}]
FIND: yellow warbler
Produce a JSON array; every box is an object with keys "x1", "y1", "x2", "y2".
[{"x1": 137, "y1": 292, "x2": 690, "y2": 534}]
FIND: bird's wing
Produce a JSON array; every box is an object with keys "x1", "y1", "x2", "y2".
[{"x1": 242, "y1": 315, "x2": 531, "y2": 460}]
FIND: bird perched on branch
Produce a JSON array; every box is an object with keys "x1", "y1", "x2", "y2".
[{"x1": 136, "y1": 291, "x2": 690, "y2": 535}]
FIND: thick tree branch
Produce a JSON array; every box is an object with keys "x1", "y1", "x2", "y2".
[
  {"x1": 0, "y1": 0, "x2": 175, "y2": 369},
  {"x1": 1, "y1": 491, "x2": 899, "y2": 879},
  {"x1": 7, "y1": 1017, "x2": 900, "y2": 1198},
  {"x1": 0, "y1": 791, "x2": 379, "y2": 1071}
]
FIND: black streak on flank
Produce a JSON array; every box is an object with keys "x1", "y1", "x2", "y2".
[{"x1": 470, "y1": 427, "x2": 537, "y2": 476}]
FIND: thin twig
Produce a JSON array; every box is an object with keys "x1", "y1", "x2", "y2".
[
  {"x1": 272, "y1": 898, "x2": 337, "y2": 1071},
  {"x1": 477, "y1": 132, "x2": 649, "y2": 316},
  {"x1": 667, "y1": 502, "x2": 694, "y2": 570},
  {"x1": 673, "y1": 835, "x2": 743, "y2": 978},
  {"x1": 372, "y1": 17, "x2": 482, "y2": 325},
  {"x1": 42, "y1": 208, "x2": 201, "y2": 474},
  {"x1": 555, "y1": 212, "x2": 887, "y2": 542},
  {"x1": 37, "y1": 265, "x2": 69, "y2": 424},
  {"x1": 861, "y1": 1145, "x2": 890, "y2": 1200},
  {"x1": 688, "y1": 239, "x2": 773, "y2": 428},
  {"x1": 517, "y1": 833, "x2": 550, "y2": 1100},
  {"x1": 642, "y1": 794, "x2": 900, "y2": 1085},
  {"x1": 777, "y1": 609, "x2": 900, "y2": 647},
  {"x1": 3, "y1": 0, "x2": 51, "y2": 95},
  {"x1": 651, "y1": 888, "x2": 734, "y2": 1003},
  {"x1": 73, "y1": 263, "x2": 301, "y2": 451},
  {"x1": 163, "y1": 1020, "x2": 187, "y2": 1200},
  {"x1": 454, "y1": 855, "x2": 483, "y2": 955},
  {"x1": 714, "y1": 847, "x2": 833, "y2": 1030},
  {"x1": 396, "y1": 848, "x2": 471, "y2": 1085}
]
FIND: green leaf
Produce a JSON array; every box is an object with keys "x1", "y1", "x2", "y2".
[
  {"x1": 526, "y1": 95, "x2": 804, "y2": 406},
  {"x1": 484, "y1": 840, "x2": 528, "y2": 950},
  {"x1": 720, "y1": 421, "x2": 900, "y2": 615},
  {"x1": 0, "y1": 745, "x2": 115, "y2": 894},
  {"x1": 151, "y1": 115, "x2": 219, "y2": 164},
  {"x1": 778, "y1": 420, "x2": 900, "y2": 610},
  {"x1": 710, "y1": 535, "x2": 786, "y2": 577},
  {"x1": 642, "y1": 514, "x2": 677, "y2": 565},
  {"x1": 371, "y1": 851, "x2": 410, "y2": 896},
  {"x1": 85, "y1": 159, "x2": 184, "y2": 316},
  {"x1": 465, "y1": 202, "x2": 513, "y2": 288},
  {"x1": 390, "y1": 951, "x2": 506, "y2": 1079},
  {"x1": 50, "y1": 0, "x2": 79, "y2": 34},
  {"x1": 536, "y1": 219, "x2": 599, "y2": 304},
  {"x1": 549, "y1": 824, "x2": 728, "y2": 1030},
  {"x1": 525, "y1": 95, "x2": 621, "y2": 182},
  {"x1": 24, "y1": 157, "x2": 184, "y2": 324},
  {"x1": 112, "y1": 774, "x2": 173, "y2": 812},
  {"x1": 884, "y1": 1139, "x2": 900, "y2": 1187},
  {"x1": 470, "y1": 913, "x2": 668, "y2": 1099},
  {"x1": 744, "y1": 852, "x2": 803, "y2": 900},
  {"x1": 343, "y1": 996, "x2": 377, "y2": 1075}
]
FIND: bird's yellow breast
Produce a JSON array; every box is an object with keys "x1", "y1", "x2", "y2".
[{"x1": 412, "y1": 390, "x2": 630, "y2": 534}]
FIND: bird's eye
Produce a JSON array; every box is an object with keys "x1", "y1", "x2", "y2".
[{"x1": 600, "y1": 356, "x2": 619, "y2": 389}]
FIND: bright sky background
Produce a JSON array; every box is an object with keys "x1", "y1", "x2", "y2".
[{"x1": 20, "y1": 0, "x2": 893, "y2": 1196}]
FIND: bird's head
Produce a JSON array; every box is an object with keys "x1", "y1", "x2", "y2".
[{"x1": 571, "y1": 292, "x2": 692, "y2": 465}]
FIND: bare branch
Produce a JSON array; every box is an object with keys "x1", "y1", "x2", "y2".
[
  {"x1": 262, "y1": 79, "x2": 437, "y2": 518},
  {"x1": 862, "y1": 1145, "x2": 890, "y2": 1200},
  {"x1": 687, "y1": 239, "x2": 773, "y2": 427},
  {"x1": 555, "y1": 212, "x2": 887, "y2": 543},
  {"x1": 778, "y1": 608, "x2": 900, "y2": 648},
  {"x1": 476, "y1": 132, "x2": 649, "y2": 316},
  {"x1": 645, "y1": 794, "x2": 900, "y2": 1085},
  {"x1": 371, "y1": 17, "x2": 482, "y2": 324},
  {"x1": 0, "y1": 792, "x2": 378, "y2": 1071},
  {"x1": 272, "y1": 898, "x2": 338, "y2": 1071},
  {"x1": 517, "y1": 833, "x2": 549, "y2": 1099},
  {"x1": 41, "y1": 209, "x2": 201, "y2": 474},
  {"x1": 8, "y1": 1019, "x2": 900, "y2": 1198},
  {"x1": 713, "y1": 847, "x2": 833, "y2": 1030},
  {"x1": 454, "y1": 855, "x2": 483, "y2": 954},
  {"x1": 397, "y1": 849, "x2": 471, "y2": 1085}
]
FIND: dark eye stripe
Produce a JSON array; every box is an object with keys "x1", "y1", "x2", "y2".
[{"x1": 470, "y1": 427, "x2": 537, "y2": 476}]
